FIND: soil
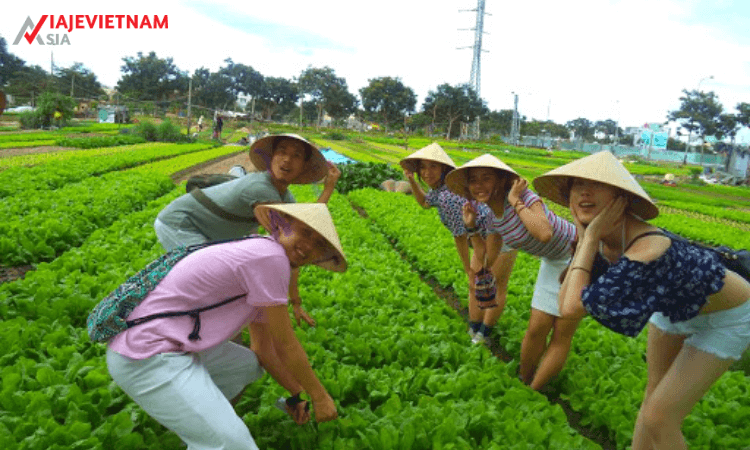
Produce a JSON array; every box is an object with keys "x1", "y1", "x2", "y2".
[{"x1": 0, "y1": 146, "x2": 78, "y2": 159}]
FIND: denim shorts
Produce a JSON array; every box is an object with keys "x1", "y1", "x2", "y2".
[{"x1": 649, "y1": 299, "x2": 750, "y2": 360}]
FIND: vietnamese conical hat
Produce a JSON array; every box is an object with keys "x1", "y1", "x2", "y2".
[
  {"x1": 249, "y1": 133, "x2": 328, "y2": 184},
  {"x1": 444, "y1": 154, "x2": 519, "y2": 198},
  {"x1": 399, "y1": 143, "x2": 456, "y2": 173},
  {"x1": 254, "y1": 203, "x2": 347, "y2": 272},
  {"x1": 532, "y1": 151, "x2": 659, "y2": 220}
]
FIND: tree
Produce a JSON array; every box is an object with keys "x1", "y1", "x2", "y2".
[
  {"x1": 4, "y1": 65, "x2": 53, "y2": 105},
  {"x1": 481, "y1": 109, "x2": 514, "y2": 135},
  {"x1": 54, "y1": 63, "x2": 106, "y2": 99},
  {"x1": 359, "y1": 77, "x2": 416, "y2": 132},
  {"x1": 594, "y1": 119, "x2": 620, "y2": 141},
  {"x1": 322, "y1": 82, "x2": 359, "y2": 122},
  {"x1": 0, "y1": 35, "x2": 25, "y2": 87},
  {"x1": 421, "y1": 84, "x2": 485, "y2": 139},
  {"x1": 256, "y1": 76, "x2": 298, "y2": 121},
  {"x1": 298, "y1": 66, "x2": 357, "y2": 127},
  {"x1": 34, "y1": 91, "x2": 76, "y2": 127},
  {"x1": 717, "y1": 113, "x2": 739, "y2": 143},
  {"x1": 666, "y1": 89, "x2": 724, "y2": 159},
  {"x1": 220, "y1": 59, "x2": 263, "y2": 101},
  {"x1": 736, "y1": 102, "x2": 750, "y2": 128},
  {"x1": 565, "y1": 118, "x2": 594, "y2": 141},
  {"x1": 117, "y1": 51, "x2": 187, "y2": 102},
  {"x1": 191, "y1": 67, "x2": 234, "y2": 110}
]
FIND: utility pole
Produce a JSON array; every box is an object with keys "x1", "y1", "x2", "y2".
[
  {"x1": 510, "y1": 92, "x2": 520, "y2": 145},
  {"x1": 458, "y1": 0, "x2": 489, "y2": 139},
  {"x1": 71, "y1": 74, "x2": 75, "y2": 97},
  {"x1": 186, "y1": 77, "x2": 192, "y2": 136}
]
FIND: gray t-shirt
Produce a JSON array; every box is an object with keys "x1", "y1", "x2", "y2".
[{"x1": 157, "y1": 171, "x2": 295, "y2": 240}]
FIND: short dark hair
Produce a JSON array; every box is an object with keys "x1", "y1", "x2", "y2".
[{"x1": 272, "y1": 137, "x2": 313, "y2": 161}]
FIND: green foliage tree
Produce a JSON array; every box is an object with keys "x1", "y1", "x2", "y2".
[
  {"x1": 422, "y1": 84, "x2": 485, "y2": 139},
  {"x1": 0, "y1": 35, "x2": 25, "y2": 87},
  {"x1": 54, "y1": 62, "x2": 106, "y2": 99},
  {"x1": 666, "y1": 89, "x2": 724, "y2": 157},
  {"x1": 30, "y1": 91, "x2": 76, "y2": 128},
  {"x1": 220, "y1": 58, "x2": 263, "y2": 101},
  {"x1": 594, "y1": 119, "x2": 620, "y2": 141},
  {"x1": 736, "y1": 102, "x2": 750, "y2": 128},
  {"x1": 256, "y1": 76, "x2": 298, "y2": 120},
  {"x1": 117, "y1": 51, "x2": 187, "y2": 101},
  {"x1": 717, "y1": 113, "x2": 739, "y2": 142},
  {"x1": 481, "y1": 109, "x2": 514, "y2": 135},
  {"x1": 191, "y1": 67, "x2": 235, "y2": 110},
  {"x1": 565, "y1": 118, "x2": 594, "y2": 141},
  {"x1": 298, "y1": 66, "x2": 357, "y2": 127},
  {"x1": 359, "y1": 77, "x2": 417, "y2": 132},
  {"x1": 4, "y1": 65, "x2": 53, "y2": 105}
]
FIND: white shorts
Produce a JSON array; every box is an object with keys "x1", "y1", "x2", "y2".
[
  {"x1": 649, "y1": 299, "x2": 750, "y2": 360},
  {"x1": 530, "y1": 256, "x2": 569, "y2": 317},
  {"x1": 107, "y1": 342, "x2": 265, "y2": 449}
]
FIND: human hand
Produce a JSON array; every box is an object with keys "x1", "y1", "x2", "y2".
[
  {"x1": 292, "y1": 304, "x2": 317, "y2": 327},
  {"x1": 507, "y1": 178, "x2": 528, "y2": 206},
  {"x1": 312, "y1": 394, "x2": 338, "y2": 422},
  {"x1": 403, "y1": 168, "x2": 414, "y2": 181},
  {"x1": 569, "y1": 203, "x2": 587, "y2": 242},
  {"x1": 324, "y1": 162, "x2": 341, "y2": 189},
  {"x1": 286, "y1": 400, "x2": 311, "y2": 425},
  {"x1": 586, "y1": 196, "x2": 627, "y2": 241},
  {"x1": 462, "y1": 202, "x2": 477, "y2": 228}
]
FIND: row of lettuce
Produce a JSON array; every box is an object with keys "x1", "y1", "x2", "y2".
[
  {"x1": 1, "y1": 143, "x2": 748, "y2": 449},
  {"x1": 348, "y1": 188, "x2": 750, "y2": 450},
  {"x1": 0, "y1": 180, "x2": 601, "y2": 448},
  {"x1": 0, "y1": 144, "x2": 242, "y2": 267}
]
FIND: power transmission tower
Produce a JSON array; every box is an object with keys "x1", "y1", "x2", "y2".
[{"x1": 458, "y1": 0, "x2": 489, "y2": 139}]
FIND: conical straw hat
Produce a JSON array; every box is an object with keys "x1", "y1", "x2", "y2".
[
  {"x1": 444, "y1": 154, "x2": 519, "y2": 198},
  {"x1": 399, "y1": 143, "x2": 456, "y2": 173},
  {"x1": 249, "y1": 133, "x2": 328, "y2": 184},
  {"x1": 254, "y1": 203, "x2": 347, "y2": 272},
  {"x1": 532, "y1": 151, "x2": 659, "y2": 220}
]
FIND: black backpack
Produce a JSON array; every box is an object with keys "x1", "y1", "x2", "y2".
[{"x1": 185, "y1": 174, "x2": 238, "y2": 193}]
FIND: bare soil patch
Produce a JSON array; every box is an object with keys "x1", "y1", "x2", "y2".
[
  {"x1": 0, "y1": 146, "x2": 78, "y2": 159},
  {"x1": 170, "y1": 146, "x2": 259, "y2": 184}
]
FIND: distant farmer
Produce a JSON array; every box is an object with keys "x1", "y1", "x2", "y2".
[
  {"x1": 197, "y1": 115, "x2": 204, "y2": 132},
  {"x1": 214, "y1": 114, "x2": 224, "y2": 141}
]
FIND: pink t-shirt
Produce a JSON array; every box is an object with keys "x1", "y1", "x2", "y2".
[{"x1": 108, "y1": 237, "x2": 290, "y2": 359}]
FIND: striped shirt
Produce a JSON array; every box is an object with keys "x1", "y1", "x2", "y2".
[{"x1": 489, "y1": 189, "x2": 576, "y2": 260}]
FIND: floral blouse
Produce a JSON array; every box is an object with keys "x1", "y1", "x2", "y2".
[
  {"x1": 425, "y1": 184, "x2": 490, "y2": 237},
  {"x1": 582, "y1": 238, "x2": 726, "y2": 337}
]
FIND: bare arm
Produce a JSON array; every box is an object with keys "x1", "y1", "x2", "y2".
[
  {"x1": 288, "y1": 268, "x2": 316, "y2": 327},
  {"x1": 316, "y1": 162, "x2": 341, "y2": 204},
  {"x1": 248, "y1": 322, "x2": 304, "y2": 395},
  {"x1": 264, "y1": 305, "x2": 337, "y2": 421},
  {"x1": 403, "y1": 169, "x2": 429, "y2": 208},
  {"x1": 484, "y1": 233, "x2": 504, "y2": 270}
]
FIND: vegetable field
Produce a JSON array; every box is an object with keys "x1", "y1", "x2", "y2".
[{"x1": 2, "y1": 129, "x2": 750, "y2": 449}]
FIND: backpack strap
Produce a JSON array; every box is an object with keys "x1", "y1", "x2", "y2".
[
  {"x1": 125, "y1": 293, "x2": 246, "y2": 341},
  {"x1": 624, "y1": 230, "x2": 667, "y2": 253},
  {"x1": 190, "y1": 187, "x2": 253, "y2": 223}
]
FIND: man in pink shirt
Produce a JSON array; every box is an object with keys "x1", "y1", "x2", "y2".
[{"x1": 104, "y1": 203, "x2": 346, "y2": 450}]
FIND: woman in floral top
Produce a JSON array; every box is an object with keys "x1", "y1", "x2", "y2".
[
  {"x1": 401, "y1": 144, "x2": 517, "y2": 344},
  {"x1": 535, "y1": 151, "x2": 750, "y2": 450}
]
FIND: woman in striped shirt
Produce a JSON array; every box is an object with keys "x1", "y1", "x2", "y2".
[{"x1": 446, "y1": 154, "x2": 579, "y2": 391}]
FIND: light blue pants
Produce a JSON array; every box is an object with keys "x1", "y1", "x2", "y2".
[{"x1": 107, "y1": 342, "x2": 265, "y2": 450}]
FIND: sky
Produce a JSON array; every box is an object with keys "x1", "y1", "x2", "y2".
[{"x1": 3, "y1": 0, "x2": 750, "y2": 141}]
